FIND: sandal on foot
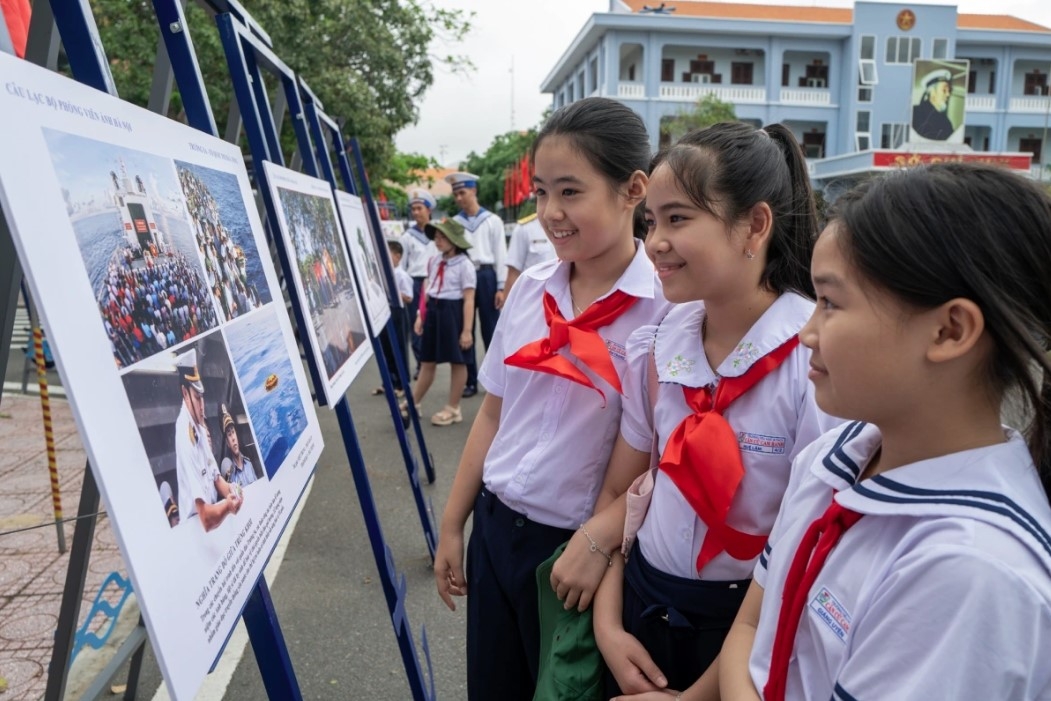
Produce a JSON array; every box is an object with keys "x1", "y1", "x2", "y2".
[
  {"x1": 370, "y1": 387, "x2": 385, "y2": 396},
  {"x1": 430, "y1": 405, "x2": 462, "y2": 426}
]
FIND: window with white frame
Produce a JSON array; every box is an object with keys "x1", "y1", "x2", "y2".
[
  {"x1": 856, "y1": 111, "x2": 872, "y2": 151},
  {"x1": 858, "y1": 86, "x2": 873, "y2": 102},
  {"x1": 881, "y1": 123, "x2": 909, "y2": 149},
  {"x1": 932, "y1": 38, "x2": 948, "y2": 59},
  {"x1": 860, "y1": 35, "x2": 875, "y2": 60},
  {"x1": 886, "y1": 36, "x2": 922, "y2": 64},
  {"x1": 858, "y1": 34, "x2": 878, "y2": 85}
]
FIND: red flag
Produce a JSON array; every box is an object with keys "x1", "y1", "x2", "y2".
[
  {"x1": 2, "y1": 0, "x2": 31, "y2": 58},
  {"x1": 517, "y1": 154, "x2": 531, "y2": 204},
  {"x1": 377, "y1": 189, "x2": 389, "y2": 220}
]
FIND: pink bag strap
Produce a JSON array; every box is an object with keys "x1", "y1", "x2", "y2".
[{"x1": 647, "y1": 342, "x2": 659, "y2": 468}]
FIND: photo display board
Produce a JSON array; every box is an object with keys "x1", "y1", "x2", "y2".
[
  {"x1": 0, "y1": 53, "x2": 324, "y2": 700},
  {"x1": 335, "y1": 191, "x2": 393, "y2": 328},
  {"x1": 261, "y1": 163, "x2": 373, "y2": 404}
]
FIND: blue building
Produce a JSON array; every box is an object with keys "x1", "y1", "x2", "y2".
[{"x1": 541, "y1": 0, "x2": 1051, "y2": 188}]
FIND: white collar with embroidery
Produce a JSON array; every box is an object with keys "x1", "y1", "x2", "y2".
[{"x1": 654, "y1": 292, "x2": 813, "y2": 385}]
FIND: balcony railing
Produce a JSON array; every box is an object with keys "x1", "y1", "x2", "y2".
[
  {"x1": 780, "y1": 89, "x2": 832, "y2": 106},
  {"x1": 617, "y1": 82, "x2": 645, "y2": 99},
  {"x1": 659, "y1": 84, "x2": 766, "y2": 103},
  {"x1": 966, "y1": 95, "x2": 996, "y2": 111},
  {"x1": 1009, "y1": 96, "x2": 1051, "y2": 113}
]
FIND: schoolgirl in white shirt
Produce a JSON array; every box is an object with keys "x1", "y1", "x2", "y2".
[
  {"x1": 721, "y1": 163, "x2": 1051, "y2": 701},
  {"x1": 432, "y1": 98, "x2": 670, "y2": 701},
  {"x1": 409, "y1": 219, "x2": 475, "y2": 426},
  {"x1": 551, "y1": 123, "x2": 838, "y2": 700}
]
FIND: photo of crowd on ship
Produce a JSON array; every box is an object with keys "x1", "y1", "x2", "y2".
[
  {"x1": 274, "y1": 186, "x2": 368, "y2": 379},
  {"x1": 175, "y1": 162, "x2": 272, "y2": 322},
  {"x1": 42, "y1": 130, "x2": 221, "y2": 369},
  {"x1": 100, "y1": 253, "x2": 220, "y2": 367}
]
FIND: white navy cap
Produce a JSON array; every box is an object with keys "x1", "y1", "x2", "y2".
[
  {"x1": 444, "y1": 172, "x2": 480, "y2": 191},
  {"x1": 175, "y1": 349, "x2": 204, "y2": 393},
  {"x1": 407, "y1": 188, "x2": 437, "y2": 209},
  {"x1": 921, "y1": 69, "x2": 952, "y2": 87}
]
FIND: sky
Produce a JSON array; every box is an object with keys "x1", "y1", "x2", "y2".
[{"x1": 394, "y1": 0, "x2": 1051, "y2": 167}]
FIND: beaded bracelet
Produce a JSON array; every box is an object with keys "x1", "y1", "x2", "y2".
[{"x1": 579, "y1": 524, "x2": 613, "y2": 567}]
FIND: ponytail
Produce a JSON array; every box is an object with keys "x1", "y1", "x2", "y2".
[
  {"x1": 761, "y1": 124, "x2": 817, "y2": 299},
  {"x1": 1037, "y1": 370, "x2": 1051, "y2": 498}
]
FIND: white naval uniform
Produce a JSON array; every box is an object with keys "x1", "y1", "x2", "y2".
[
  {"x1": 750, "y1": 422, "x2": 1051, "y2": 700},
  {"x1": 453, "y1": 208, "x2": 508, "y2": 289},
  {"x1": 506, "y1": 217, "x2": 555, "y2": 273},
  {"x1": 174, "y1": 403, "x2": 220, "y2": 520},
  {"x1": 477, "y1": 241, "x2": 670, "y2": 530},
  {"x1": 400, "y1": 224, "x2": 437, "y2": 278},
  {"x1": 621, "y1": 294, "x2": 843, "y2": 580}
]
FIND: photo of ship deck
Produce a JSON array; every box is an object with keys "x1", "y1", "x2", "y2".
[{"x1": 41, "y1": 129, "x2": 219, "y2": 368}]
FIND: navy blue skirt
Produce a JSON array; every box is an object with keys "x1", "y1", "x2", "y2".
[{"x1": 420, "y1": 298, "x2": 467, "y2": 364}]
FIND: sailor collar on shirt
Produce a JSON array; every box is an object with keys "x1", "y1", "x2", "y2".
[
  {"x1": 435, "y1": 252, "x2": 470, "y2": 269},
  {"x1": 655, "y1": 291, "x2": 812, "y2": 385},
  {"x1": 407, "y1": 224, "x2": 429, "y2": 244},
  {"x1": 529, "y1": 241, "x2": 656, "y2": 317},
  {"x1": 454, "y1": 208, "x2": 493, "y2": 232},
  {"x1": 814, "y1": 421, "x2": 1051, "y2": 573}
]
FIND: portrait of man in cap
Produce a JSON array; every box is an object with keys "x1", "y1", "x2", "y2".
[
  {"x1": 910, "y1": 61, "x2": 968, "y2": 142},
  {"x1": 173, "y1": 347, "x2": 244, "y2": 531}
]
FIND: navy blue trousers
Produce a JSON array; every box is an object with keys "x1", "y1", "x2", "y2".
[
  {"x1": 379, "y1": 306, "x2": 410, "y2": 390},
  {"x1": 464, "y1": 265, "x2": 499, "y2": 388},
  {"x1": 466, "y1": 488, "x2": 573, "y2": 701}
]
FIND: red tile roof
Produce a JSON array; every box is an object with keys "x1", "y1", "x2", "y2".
[{"x1": 622, "y1": 0, "x2": 1049, "y2": 32}]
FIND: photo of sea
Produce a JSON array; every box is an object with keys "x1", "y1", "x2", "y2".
[
  {"x1": 175, "y1": 161, "x2": 272, "y2": 322},
  {"x1": 41, "y1": 129, "x2": 219, "y2": 369},
  {"x1": 224, "y1": 308, "x2": 309, "y2": 479},
  {"x1": 274, "y1": 186, "x2": 368, "y2": 379}
]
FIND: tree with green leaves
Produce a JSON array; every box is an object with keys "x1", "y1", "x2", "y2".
[
  {"x1": 659, "y1": 93, "x2": 738, "y2": 147},
  {"x1": 91, "y1": 0, "x2": 471, "y2": 184},
  {"x1": 458, "y1": 125, "x2": 541, "y2": 215}
]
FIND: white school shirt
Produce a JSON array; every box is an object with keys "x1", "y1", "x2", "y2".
[
  {"x1": 425, "y1": 253, "x2": 476, "y2": 301},
  {"x1": 400, "y1": 224, "x2": 437, "y2": 278},
  {"x1": 478, "y1": 242, "x2": 671, "y2": 530},
  {"x1": 393, "y1": 266, "x2": 414, "y2": 302},
  {"x1": 622, "y1": 294, "x2": 843, "y2": 580},
  {"x1": 454, "y1": 208, "x2": 508, "y2": 289},
  {"x1": 506, "y1": 217, "x2": 556, "y2": 273},
  {"x1": 750, "y1": 422, "x2": 1051, "y2": 701}
]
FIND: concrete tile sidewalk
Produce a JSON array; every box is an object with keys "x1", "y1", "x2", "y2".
[{"x1": 0, "y1": 393, "x2": 131, "y2": 700}]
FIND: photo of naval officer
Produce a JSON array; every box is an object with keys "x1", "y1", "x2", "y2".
[{"x1": 910, "y1": 60, "x2": 969, "y2": 143}]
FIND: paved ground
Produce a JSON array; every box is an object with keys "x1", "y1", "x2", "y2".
[{"x1": 0, "y1": 347, "x2": 478, "y2": 700}]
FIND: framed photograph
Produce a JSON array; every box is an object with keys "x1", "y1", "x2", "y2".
[
  {"x1": 336, "y1": 191, "x2": 395, "y2": 326},
  {"x1": 0, "y1": 52, "x2": 323, "y2": 701},
  {"x1": 261, "y1": 163, "x2": 373, "y2": 404},
  {"x1": 909, "y1": 59, "x2": 969, "y2": 144}
]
